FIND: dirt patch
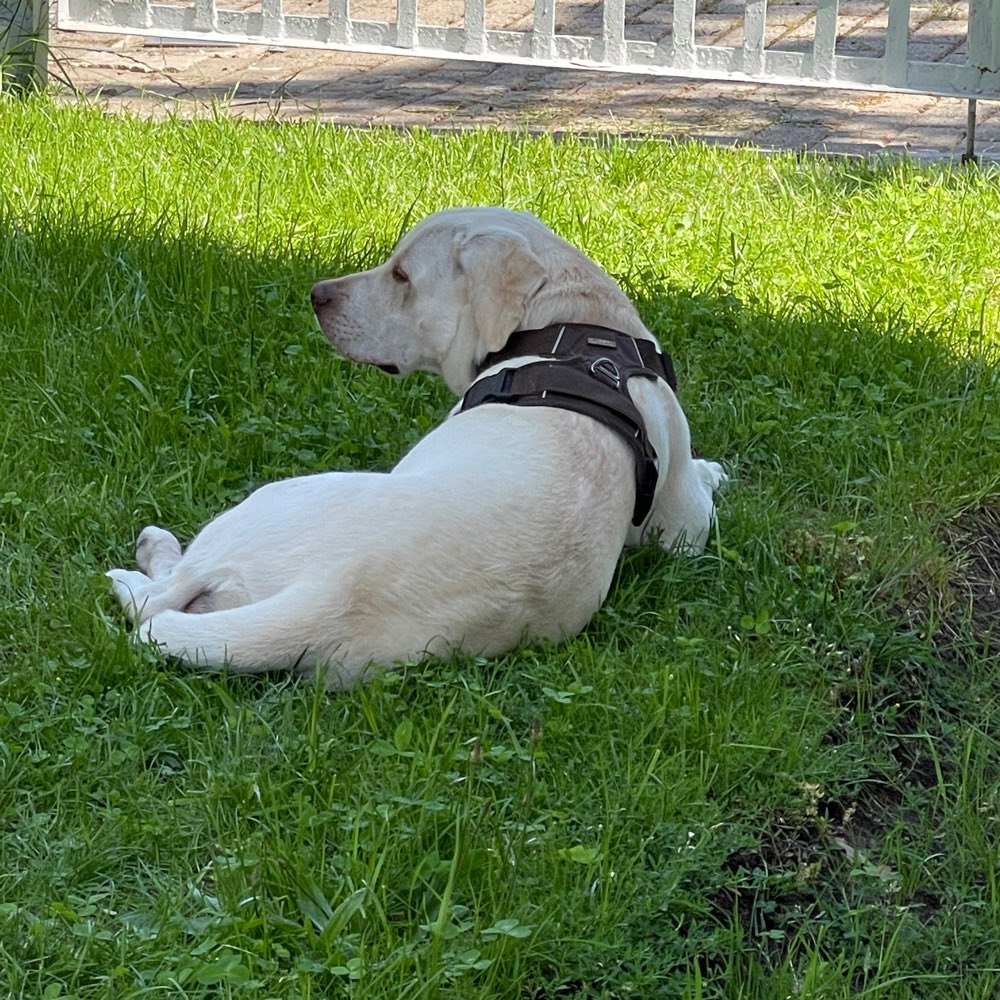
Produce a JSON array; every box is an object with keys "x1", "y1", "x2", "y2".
[
  {"x1": 708, "y1": 506, "x2": 999, "y2": 970},
  {"x1": 893, "y1": 504, "x2": 1000, "y2": 668},
  {"x1": 711, "y1": 785, "x2": 909, "y2": 959},
  {"x1": 934, "y1": 504, "x2": 1000, "y2": 662}
]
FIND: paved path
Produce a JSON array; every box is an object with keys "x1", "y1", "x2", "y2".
[{"x1": 48, "y1": 0, "x2": 1000, "y2": 160}]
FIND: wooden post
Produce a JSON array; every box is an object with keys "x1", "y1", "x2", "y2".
[{"x1": 0, "y1": 0, "x2": 47, "y2": 92}]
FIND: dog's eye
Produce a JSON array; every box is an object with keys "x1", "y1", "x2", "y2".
[{"x1": 392, "y1": 266, "x2": 409, "y2": 285}]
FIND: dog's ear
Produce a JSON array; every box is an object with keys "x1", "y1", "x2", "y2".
[{"x1": 457, "y1": 231, "x2": 547, "y2": 354}]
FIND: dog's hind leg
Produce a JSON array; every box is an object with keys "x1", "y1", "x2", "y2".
[
  {"x1": 107, "y1": 569, "x2": 157, "y2": 623},
  {"x1": 107, "y1": 564, "x2": 215, "y2": 625},
  {"x1": 139, "y1": 585, "x2": 359, "y2": 688},
  {"x1": 136, "y1": 526, "x2": 183, "y2": 580}
]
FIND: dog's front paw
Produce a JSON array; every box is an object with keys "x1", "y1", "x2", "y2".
[{"x1": 695, "y1": 459, "x2": 728, "y2": 494}]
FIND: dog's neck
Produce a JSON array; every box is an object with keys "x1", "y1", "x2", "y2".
[
  {"x1": 450, "y1": 253, "x2": 654, "y2": 393},
  {"x1": 519, "y1": 265, "x2": 653, "y2": 343}
]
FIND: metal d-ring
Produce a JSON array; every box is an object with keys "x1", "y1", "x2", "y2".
[{"x1": 590, "y1": 357, "x2": 621, "y2": 388}]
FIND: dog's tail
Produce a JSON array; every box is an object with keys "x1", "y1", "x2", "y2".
[{"x1": 139, "y1": 585, "x2": 359, "y2": 689}]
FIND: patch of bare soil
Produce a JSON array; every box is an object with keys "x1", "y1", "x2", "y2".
[
  {"x1": 712, "y1": 505, "x2": 999, "y2": 966},
  {"x1": 933, "y1": 504, "x2": 1000, "y2": 663}
]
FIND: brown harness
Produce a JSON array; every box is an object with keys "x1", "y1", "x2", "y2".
[{"x1": 459, "y1": 323, "x2": 677, "y2": 526}]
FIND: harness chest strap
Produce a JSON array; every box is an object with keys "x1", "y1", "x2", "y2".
[
  {"x1": 459, "y1": 324, "x2": 677, "y2": 527},
  {"x1": 481, "y1": 324, "x2": 677, "y2": 391}
]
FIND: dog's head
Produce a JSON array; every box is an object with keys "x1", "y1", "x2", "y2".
[{"x1": 311, "y1": 207, "x2": 646, "y2": 394}]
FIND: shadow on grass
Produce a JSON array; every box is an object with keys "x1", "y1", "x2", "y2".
[
  {"x1": 4, "y1": 199, "x2": 995, "y2": 548},
  {"x1": 3, "y1": 201, "x2": 996, "y2": 666}
]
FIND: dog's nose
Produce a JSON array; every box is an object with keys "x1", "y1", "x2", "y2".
[{"x1": 311, "y1": 281, "x2": 340, "y2": 311}]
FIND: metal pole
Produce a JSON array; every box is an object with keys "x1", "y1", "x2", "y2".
[
  {"x1": 963, "y1": 98, "x2": 978, "y2": 165},
  {"x1": 0, "y1": 0, "x2": 48, "y2": 93}
]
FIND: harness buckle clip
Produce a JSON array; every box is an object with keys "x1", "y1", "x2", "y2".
[
  {"x1": 485, "y1": 367, "x2": 519, "y2": 404},
  {"x1": 633, "y1": 454, "x2": 660, "y2": 526},
  {"x1": 590, "y1": 357, "x2": 621, "y2": 389}
]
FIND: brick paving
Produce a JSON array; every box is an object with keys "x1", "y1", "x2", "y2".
[{"x1": 47, "y1": 0, "x2": 1000, "y2": 160}]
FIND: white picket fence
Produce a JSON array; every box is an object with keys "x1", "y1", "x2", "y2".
[{"x1": 56, "y1": 0, "x2": 1000, "y2": 101}]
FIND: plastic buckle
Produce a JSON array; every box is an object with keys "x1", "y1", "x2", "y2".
[
  {"x1": 633, "y1": 454, "x2": 660, "y2": 526},
  {"x1": 486, "y1": 368, "x2": 519, "y2": 403}
]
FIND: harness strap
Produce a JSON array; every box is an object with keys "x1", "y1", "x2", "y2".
[
  {"x1": 461, "y1": 324, "x2": 676, "y2": 527},
  {"x1": 483, "y1": 324, "x2": 677, "y2": 392}
]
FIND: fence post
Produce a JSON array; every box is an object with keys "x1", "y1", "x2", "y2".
[{"x1": 0, "y1": 0, "x2": 48, "y2": 92}]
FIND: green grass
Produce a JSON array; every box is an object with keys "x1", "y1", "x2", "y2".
[{"x1": 1, "y1": 96, "x2": 999, "y2": 999}]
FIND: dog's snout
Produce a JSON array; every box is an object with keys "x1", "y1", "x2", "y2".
[{"x1": 311, "y1": 281, "x2": 342, "y2": 312}]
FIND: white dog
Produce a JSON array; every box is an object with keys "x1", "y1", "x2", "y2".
[{"x1": 108, "y1": 207, "x2": 724, "y2": 689}]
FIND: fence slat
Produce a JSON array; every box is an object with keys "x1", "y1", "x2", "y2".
[
  {"x1": 1, "y1": 0, "x2": 49, "y2": 91},
  {"x1": 532, "y1": 0, "x2": 555, "y2": 60},
  {"x1": 329, "y1": 0, "x2": 350, "y2": 44},
  {"x1": 968, "y1": 0, "x2": 1000, "y2": 73},
  {"x1": 743, "y1": 0, "x2": 767, "y2": 77},
  {"x1": 262, "y1": 0, "x2": 283, "y2": 41},
  {"x1": 883, "y1": 0, "x2": 910, "y2": 87},
  {"x1": 464, "y1": 0, "x2": 485, "y2": 55},
  {"x1": 602, "y1": 0, "x2": 625, "y2": 65},
  {"x1": 813, "y1": 0, "x2": 839, "y2": 81},
  {"x1": 193, "y1": 0, "x2": 216, "y2": 31},
  {"x1": 671, "y1": 0, "x2": 696, "y2": 69},
  {"x1": 397, "y1": 0, "x2": 417, "y2": 48}
]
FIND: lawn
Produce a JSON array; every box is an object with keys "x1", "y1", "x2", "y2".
[{"x1": 0, "y1": 97, "x2": 998, "y2": 999}]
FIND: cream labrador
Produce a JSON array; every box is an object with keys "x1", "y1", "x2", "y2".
[{"x1": 107, "y1": 207, "x2": 724, "y2": 688}]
